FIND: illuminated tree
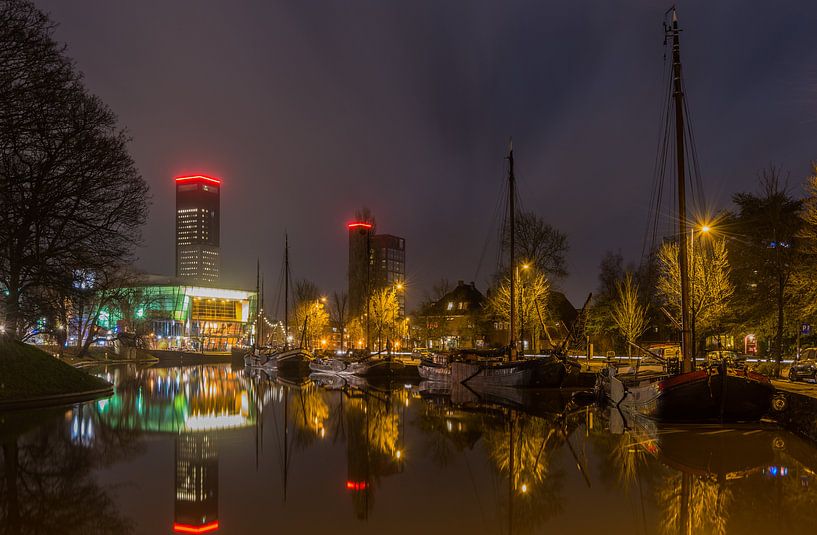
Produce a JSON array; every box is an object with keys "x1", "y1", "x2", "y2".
[
  {"x1": 369, "y1": 287, "x2": 399, "y2": 351},
  {"x1": 657, "y1": 237, "x2": 733, "y2": 351},
  {"x1": 488, "y1": 267, "x2": 550, "y2": 351},
  {"x1": 611, "y1": 272, "x2": 648, "y2": 356},
  {"x1": 793, "y1": 163, "x2": 817, "y2": 317},
  {"x1": 345, "y1": 315, "x2": 367, "y2": 350},
  {"x1": 293, "y1": 299, "x2": 329, "y2": 350}
]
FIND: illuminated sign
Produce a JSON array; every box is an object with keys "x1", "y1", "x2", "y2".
[{"x1": 175, "y1": 175, "x2": 222, "y2": 186}]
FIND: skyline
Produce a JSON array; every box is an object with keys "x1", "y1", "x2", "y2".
[{"x1": 34, "y1": 0, "x2": 817, "y2": 308}]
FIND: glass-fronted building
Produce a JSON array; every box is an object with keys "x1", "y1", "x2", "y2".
[{"x1": 99, "y1": 281, "x2": 257, "y2": 352}]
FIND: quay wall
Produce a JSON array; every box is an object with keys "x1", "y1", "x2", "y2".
[{"x1": 774, "y1": 390, "x2": 817, "y2": 443}]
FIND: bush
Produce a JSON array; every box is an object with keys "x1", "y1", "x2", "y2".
[{"x1": 752, "y1": 361, "x2": 778, "y2": 378}]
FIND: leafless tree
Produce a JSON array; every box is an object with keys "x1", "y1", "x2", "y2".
[
  {"x1": 0, "y1": 0, "x2": 150, "y2": 339},
  {"x1": 504, "y1": 210, "x2": 569, "y2": 280},
  {"x1": 332, "y1": 291, "x2": 348, "y2": 350}
]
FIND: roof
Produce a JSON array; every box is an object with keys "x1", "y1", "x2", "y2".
[
  {"x1": 122, "y1": 272, "x2": 254, "y2": 295},
  {"x1": 547, "y1": 291, "x2": 578, "y2": 325},
  {"x1": 425, "y1": 281, "x2": 486, "y2": 316}
]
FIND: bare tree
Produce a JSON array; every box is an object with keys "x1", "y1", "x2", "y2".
[
  {"x1": 504, "y1": 210, "x2": 569, "y2": 280},
  {"x1": 730, "y1": 168, "x2": 801, "y2": 373},
  {"x1": 331, "y1": 291, "x2": 348, "y2": 351},
  {"x1": 294, "y1": 279, "x2": 321, "y2": 307},
  {"x1": 419, "y1": 278, "x2": 452, "y2": 311},
  {"x1": 611, "y1": 272, "x2": 648, "y2": 356},
  {"x1": 0, "y1": 1, "x2": 150, "y2": 339}
]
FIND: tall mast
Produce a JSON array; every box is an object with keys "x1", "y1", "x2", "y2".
[
  {"x1": 507, "y1": 139, "x2": 516, "y2": 361},
  {"x1": 284, "y1": 234, "x2": 289, "y2": 350},
  {"x1": 255, "y1": 258, "x2": 260, "y2": 351},
  {"x1": 261, "y1": 274, "x2": 265, "y2": 346},
  {"x1": 670, "y1": 8, "x2": 692, "y2": 372}
]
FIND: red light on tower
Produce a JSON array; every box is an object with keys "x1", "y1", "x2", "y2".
[
  {"x1": 346, "y1": 480, "x2": 368, "y2": 491},
  {"x1": 172, "y1": 521, "x2": 220, "y2": 534},
  {"x1": 175, "y1": 174, "x2": 222, "y2": 186},
  {"x1": 347, "y1": 222, "x2": 372, "y2": 230}
]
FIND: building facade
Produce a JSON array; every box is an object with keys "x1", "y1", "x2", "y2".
[
  {"x1": 370, "y1": 234, "x2": 406, "y2": 317},
  {"x1": 98, "y1": 277, "x2": 257, "y2": 352},
  {"x1": 347, "y1": 222, "x2": 373, "y2": 317},
  {"x1": 347, "y1": 220, "x2": 406, "y2": 319},
  {"x1": 415, "y1": 281, "x2": 487, "y2": 349},
  {"x1": 176, "y1": 175, "x2": 221, "y2": 283}
]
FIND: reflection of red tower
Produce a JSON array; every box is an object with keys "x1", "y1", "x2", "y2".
[
  {"x1": 173, "y1": 433, "x2": 219, "y2": 533},
  {"x1": 344, "y1": 394, "x2": 404, "y2": 521}
]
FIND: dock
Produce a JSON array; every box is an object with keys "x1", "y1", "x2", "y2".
[{"x1": 771, "y1": 380, "x2": 817, "y2": 442}]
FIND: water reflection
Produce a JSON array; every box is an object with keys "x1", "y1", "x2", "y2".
[
  {"x1": 608, "y1": 409, "x2": 817, "y2": 534},
  {"x1": 1, "y1": 409, "x2": 138, "y2": 534},
  {"x1": 3, "y1": 365, "x2": 817, "y2": 534},
  {"x1": 175, "y1": 433, "x2": 219, "y2": 534}
]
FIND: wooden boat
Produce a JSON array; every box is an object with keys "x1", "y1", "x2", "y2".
[
  {"x1": 309, "y1": 356, "x2": 367, "y2": 375},
  {"x1": 264, "y1": 347, "x2": 314, "y2": 376},
  {"x1": 354, "y1": 355, "x2": 406, "y2": 378},
  {"x1": 599, "y1": 9, "x2": 774, "y2": 423},
  {"x1": 446, "y1": 143, "x2": 539, "y2": 388},
  {"x1": 600, "y1": 362, "x2": 773, "y2": 422},
  {"x1": 452, "y1": 356, "x2": 538, "y2": 388},
  {"x1": 418, "y1": 353, "x2": 452, "y2": 382}
]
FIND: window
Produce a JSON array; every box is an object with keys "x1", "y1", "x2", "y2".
[{"x1": 447, "y1": 302, "x2": 454, "y2": 311}]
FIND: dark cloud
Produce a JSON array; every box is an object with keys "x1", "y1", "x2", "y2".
[{"x1": 35, "y1": 0, "x2": 817, "y2": 308}]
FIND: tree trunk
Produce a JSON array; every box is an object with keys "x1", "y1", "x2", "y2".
[
  {"x1": 3, "y1": 285, "x2": 22, "y2": 339},
  {"x1": 776, "y1": 275, "x2": 785, "y2": 377}
]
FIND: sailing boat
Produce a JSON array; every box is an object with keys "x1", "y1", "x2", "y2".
[
  {"x1": 258, "y1": 235, "x2": 314, "y2": 376},
  {"x1": 450, "y1": 142, "x2": 542, "y2": 388},
  {"x1": 244, "y1": 260, "x2": 267, "y2": 367},
  {"x1": 598, "y1": 8, "x2": 773, "y2": 422}
]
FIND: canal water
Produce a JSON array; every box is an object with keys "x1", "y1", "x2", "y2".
[{"x1": 2, "y1": 364, "x2": 817, "y2": 535}]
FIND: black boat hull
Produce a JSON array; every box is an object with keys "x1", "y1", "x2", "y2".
[
  {"x1": 528, "y1": 356, "x2": 568, "y2": 387},
  {"x1": 603, "y1": 367, "x2": 774, "y2": 423},
  {"x1": 655, "y1": 371, "x2": 773, "y2": 422}
]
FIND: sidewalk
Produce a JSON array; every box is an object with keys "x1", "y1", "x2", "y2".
[{"x1": 773, "y1": 379, "x2": 817, "y2": 399}]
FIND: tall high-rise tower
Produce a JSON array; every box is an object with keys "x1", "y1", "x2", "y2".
[
  {"x1": 175, "y1": 175, "x2": 220, "y2": 283},
  {"x1": 347, "y1": 221, "x2": 373, "y2": 317},
  {"x1": 347, "y1": 220, "x2": 405, "y2": 318}
]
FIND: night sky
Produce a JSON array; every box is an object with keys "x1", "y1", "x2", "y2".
[{"x1": 35, "y1": 1, "x2": 817, "y2": 310}]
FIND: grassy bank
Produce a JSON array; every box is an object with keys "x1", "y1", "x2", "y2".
[{"x1": 0, "y1": 338, "x2": 111, "y2": 402}]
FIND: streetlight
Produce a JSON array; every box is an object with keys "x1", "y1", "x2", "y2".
[
  {"x1": 518, "y1": 263, "x2": 530, "y2": 355},
  {"x1": 690, "y1": 222, "x2": 713, "y2": 365},
  {"x1": 388, "y1": 282, "x2": 404, "y2": 357}
]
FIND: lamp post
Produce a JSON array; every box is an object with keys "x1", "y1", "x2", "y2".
[
  {"x1": 518, "y1": 264, "x2": 530, "y2": 355},
  {"x1": 387, "y1": 282, "x2": 404, "y2": 357},
  {"x1": 690, "y1": 224, "x2": 711, "y2": 367}
]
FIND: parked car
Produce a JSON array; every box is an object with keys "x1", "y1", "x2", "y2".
[
  {"x1": 705, "y1": 350, "x2": 747, "y2": 369},
  {"x1": 789, "y1": 348, "x2": 817, "y2": 382}
]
